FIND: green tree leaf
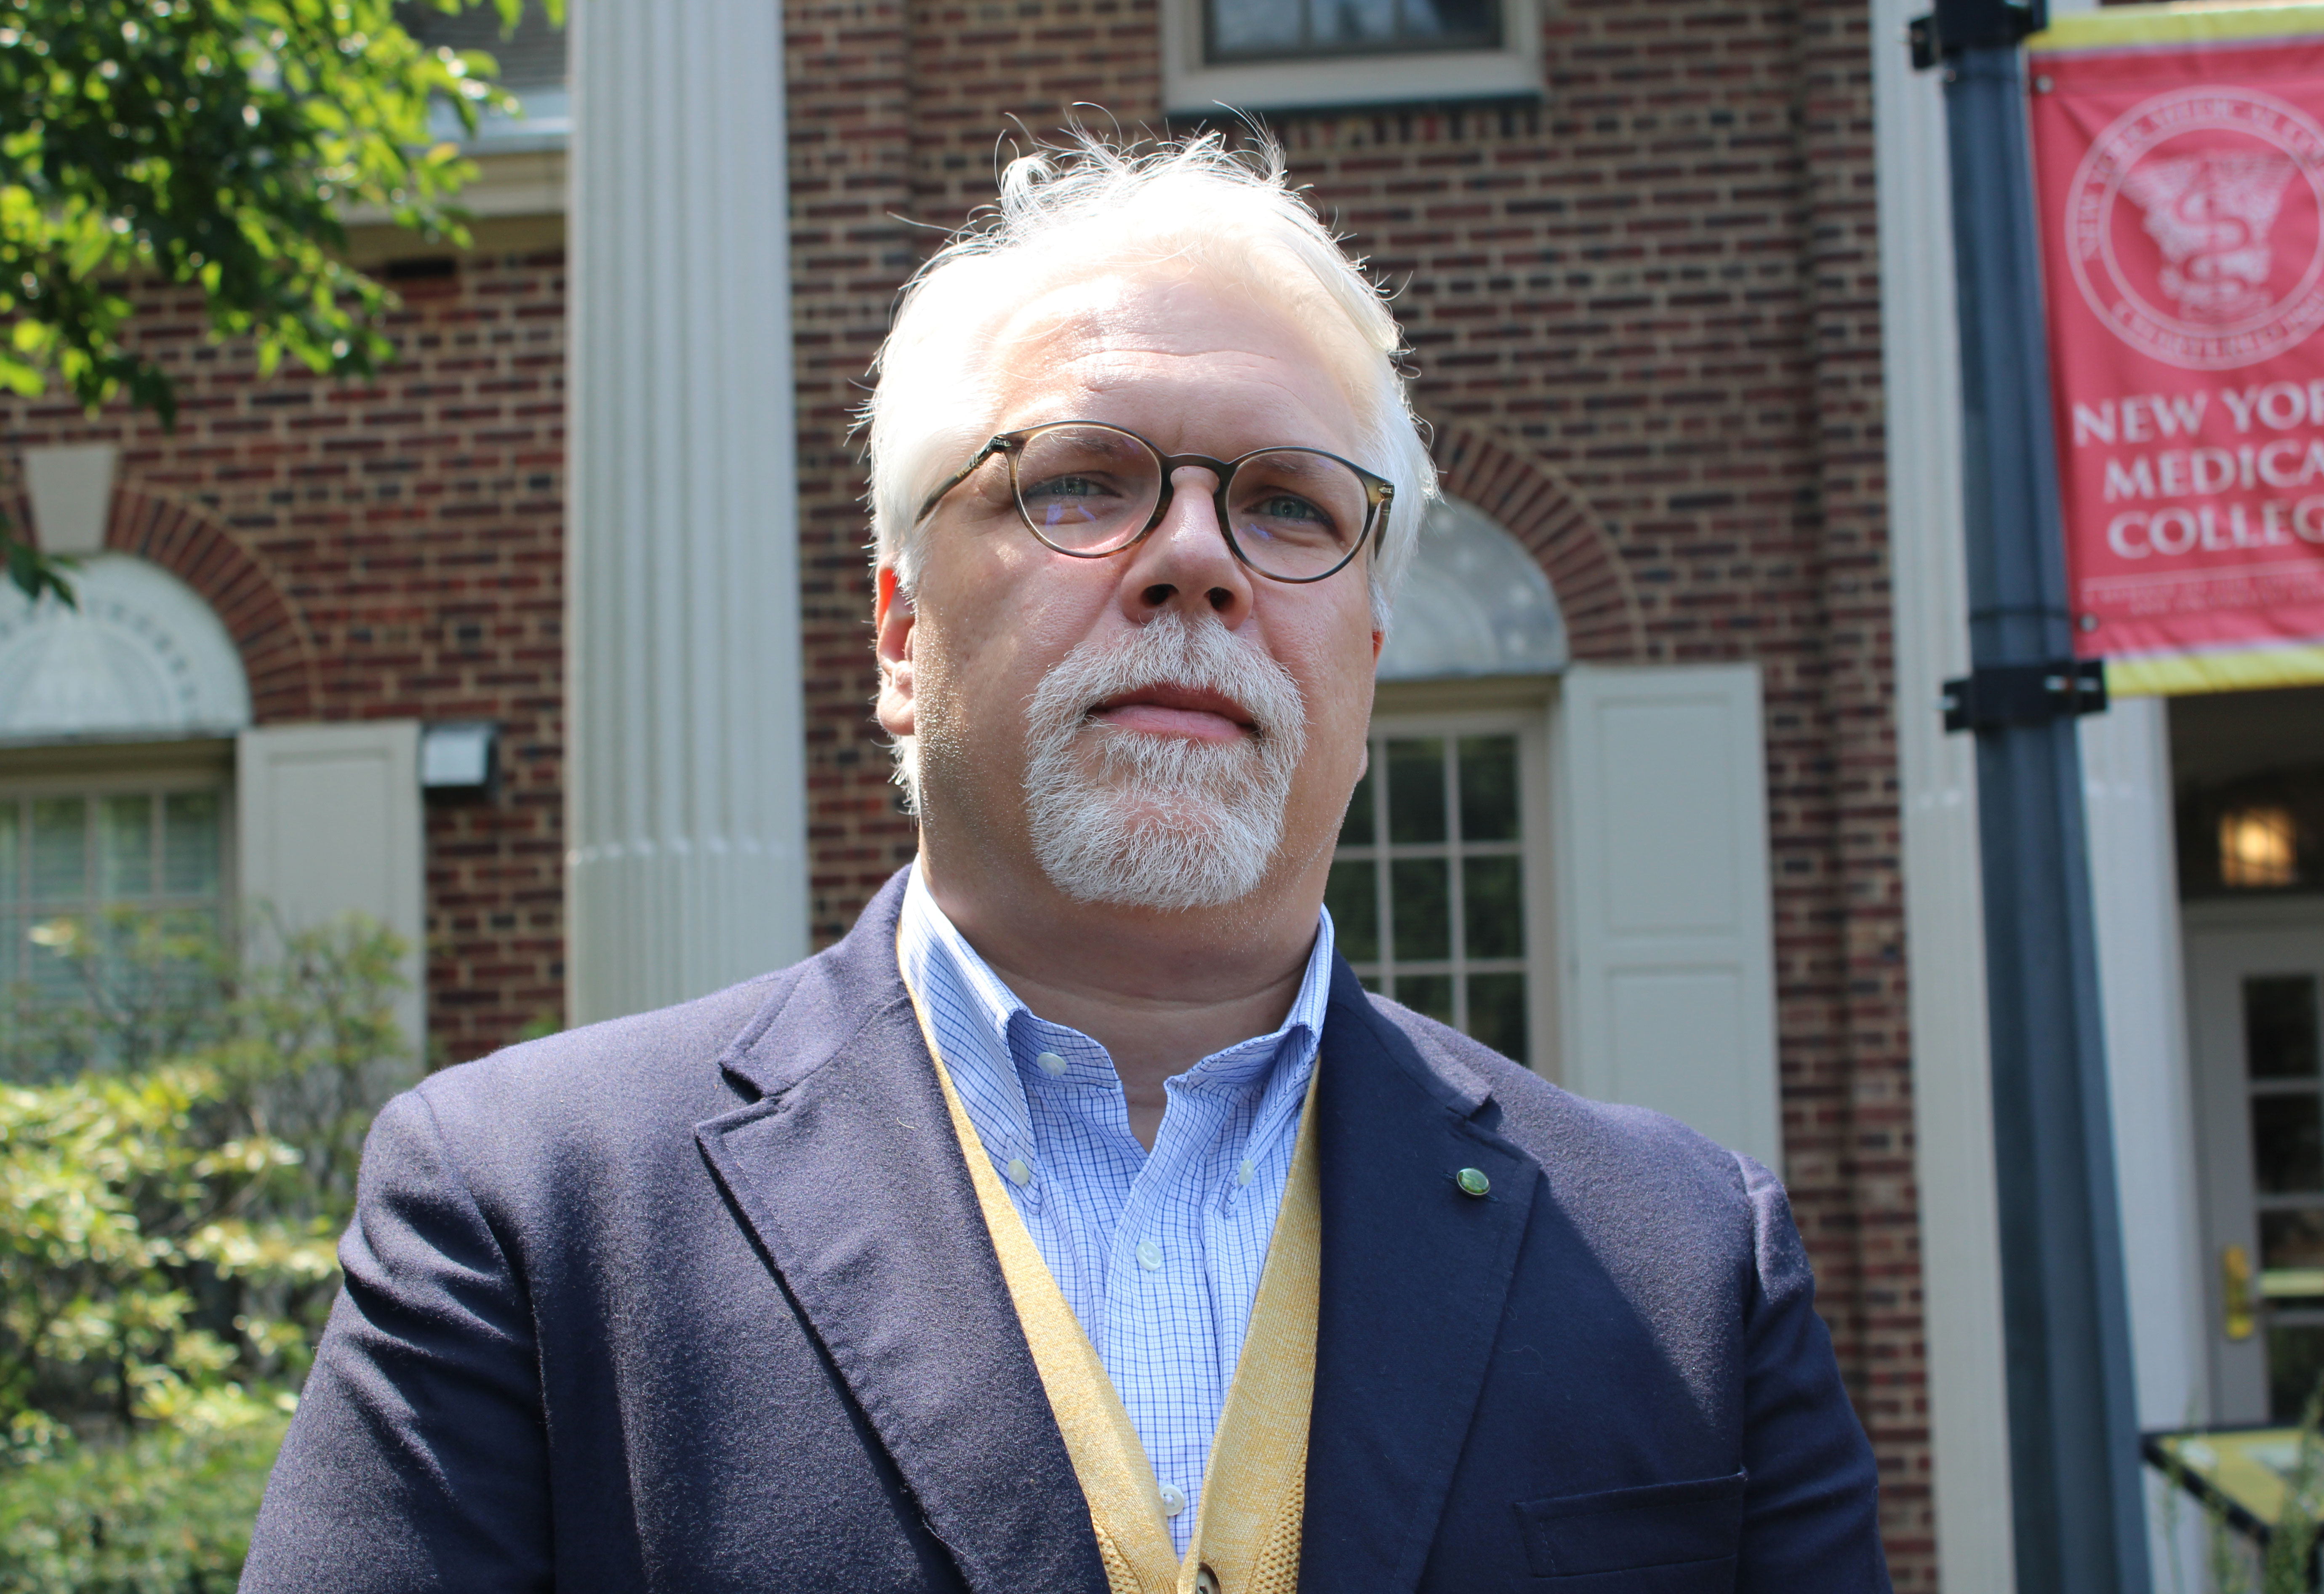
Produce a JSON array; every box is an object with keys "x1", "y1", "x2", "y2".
[{"x1": 1, "y1": 0, "x2": 566, "y2": 607}]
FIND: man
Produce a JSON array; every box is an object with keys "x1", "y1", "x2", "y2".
[{"x1": 244, "y1": 136, "x2": 1889, "y2": 1592}]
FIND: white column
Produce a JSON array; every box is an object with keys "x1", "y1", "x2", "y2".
[
  {"x1": 1870, "y1": 4, "x2": 2017, "y2": 1586},
  {"x1": 566, "y1": 0, "x2": 808, "y2": 1025},
  {"x1": 2081, "y1": 698, "x2": 2211, "y2": 1590}
]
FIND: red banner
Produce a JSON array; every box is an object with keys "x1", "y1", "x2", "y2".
[{"x1": 2030, "y1": 17, "x2": 2324, "y2": 694}]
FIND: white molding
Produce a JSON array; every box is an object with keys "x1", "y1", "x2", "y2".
[
  {"x1": 565, "y1": 0, "x2": 809, "y2": 1025},
  {"x1": 2182, "y1": 893, "x2": 2324, "y2": 932},
  {"x1": 341, "y1": 149, "x2": 567, "y2": 227},
  {"x1": 0, "y1": 555, "x2": 253, "y2": 742},
  {"x1": 1378, "y1": 494, "x2": 1568, "y2": 681},
  {"x1": 2081, "y1": 696, "x2": 2209, "y2": 1446},
  {"x1": 23, "y1": 444, "x2": 116, "y2": 555},
  {"x1": 1870, "y1": 0, "x2": 2018, "y2": 1583},
  {"x1": 1161, "y1": 0, "x2": 1542, "y2": 115}
]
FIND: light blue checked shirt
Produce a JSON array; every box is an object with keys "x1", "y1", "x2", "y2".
[{"x1": 895, "y1": 862, "x2": 1331, "y2": 1555}]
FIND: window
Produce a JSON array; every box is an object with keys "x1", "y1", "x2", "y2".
[
  {"x1": 1208, "y1": 0, "x2": 1502, "y2": 62},
  {"x1": 0, "y1": 748, "x2": 232, "y2": 1018},
  {"x1": 2177, "y1": 763, "x2": 2324, "y2": 898},
  {"x1": 2223, "y1": 806, "x2": 2303, "y2": 889},
  {"x1": 1328, "y1": 699, "x2": 1553, "y2": 1068},
  {"x1": 2234, "y1": 972, "x2": 2324, "y2": 1419},
  {"x1": 396, "y1": 0, "x2": 569, "y2": 153},
  {"x1": 1163, "y1": 0, "x2": 1540, "y2": 115}
]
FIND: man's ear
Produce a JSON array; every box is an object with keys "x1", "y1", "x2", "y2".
[
  {"x1": 1371, "y1": 628, "x2": 1384, "y2": 662},
  {"x1": 875, "y1": 565, "x2": 917, "y2": 738}
]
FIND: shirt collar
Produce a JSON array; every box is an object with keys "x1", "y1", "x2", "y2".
[{"x1": 896, "y1": 858, "x2": 1337, "y2": 1092}]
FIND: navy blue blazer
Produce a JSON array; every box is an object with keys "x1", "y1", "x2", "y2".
[{"x1": 243, "y1": 870, "x2": 1889, "y2": 1592}]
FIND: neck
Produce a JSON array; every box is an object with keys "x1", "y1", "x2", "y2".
[{"x1": 918, "y1": 848, "x2": 1324, "y2": 1150}]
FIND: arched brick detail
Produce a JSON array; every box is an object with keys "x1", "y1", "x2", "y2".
[
  {"x1": 1425, "y1": 419, "x2": 1648, "y2": 664},
  {"x1": 105, "y1": 486, "x2": 320, "y2": 722}
]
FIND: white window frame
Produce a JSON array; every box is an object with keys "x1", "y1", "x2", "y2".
[
  {"x1": 1162, "y1": 0, "x2": 1544, "y2": 115},
  {"x1": 0, "y1": 737, "x2": 240, "y2": 1006},
  {"x1": 1366, "y1": 676, "x2": 1561, "y2": 1079},
  {"x1": 0, "y1": 739, "x2": 238, "y2": 862}
]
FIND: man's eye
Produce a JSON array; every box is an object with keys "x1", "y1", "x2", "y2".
[
  {"x1": 1237, "y1": 491, "x2": 1344, "y2": 546},
  {"x1": 1023, "y1": 473, "x2": 1121, "y2": 500},
  {"x1": 1252, "y1": 492, "x2": 1327, "y2": 523}
]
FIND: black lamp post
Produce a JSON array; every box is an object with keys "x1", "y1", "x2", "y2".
[{"x1": 1911, "y1": 0, "x2": 2151, "y2": 1589}]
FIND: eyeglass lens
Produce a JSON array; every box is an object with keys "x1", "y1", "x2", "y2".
[{"x1": 1012, "y1": 424, "x2": 1370, "y2": 580}]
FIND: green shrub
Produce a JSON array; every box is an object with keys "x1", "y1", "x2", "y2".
[
  {"x1": 0, "y1": 1418, "x2": 288, "y2": 1594},
  {"x1": 0, "y1": 911, "x2": 409, "y2": 1593}
]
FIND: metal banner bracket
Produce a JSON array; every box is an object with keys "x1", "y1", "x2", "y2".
[
  {"x1": 1910, "y1": 0, "x2": 2045, "y2": 69},
  {"x1": 1941, "y1": 657, "x2": 2107, "y2": 733}
]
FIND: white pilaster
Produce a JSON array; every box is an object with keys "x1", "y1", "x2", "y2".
[
  {"x1": 1870, "y1": 5, "x2": 2017, "y2": 1585},
  {"x1": 2080, "y1": 698, "x2": 2209, "y2": 1588},
  {"x1": 565, "y1": 0, "x2": 808, "y2": 1025}
]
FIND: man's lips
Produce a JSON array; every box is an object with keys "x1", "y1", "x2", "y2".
[{"x1": 1089, "y1": 684, "x2": 1255, "y2": 742}]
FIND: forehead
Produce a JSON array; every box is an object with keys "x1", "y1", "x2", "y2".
[{"x1": 983, "y1": 267, "x2": 1367, "y2": 458}]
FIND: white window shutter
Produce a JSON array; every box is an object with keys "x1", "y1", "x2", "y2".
[
  {"x1": 1554, "y1": 664, "x2": 1783, "y2": 1171},
  {"x1": 235, "y1": 722, "x2": 425, "y2": 1059}
]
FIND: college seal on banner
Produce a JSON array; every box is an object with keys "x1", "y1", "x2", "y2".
[{"x1": 2067, "y1": 85, "x2": 2324, "y2": 371}]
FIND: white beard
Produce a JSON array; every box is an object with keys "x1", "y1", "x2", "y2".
[{"x1": 1020, "y1": 611, "x2": 1306, "y2": 911}]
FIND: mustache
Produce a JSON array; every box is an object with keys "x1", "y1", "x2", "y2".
[
  {"x1": 1025, "y1": 611, "x2": 1306, "y2": 750},
  {"x1": 1021, "y1": 611, "x2": 1306, "y2": 910}
]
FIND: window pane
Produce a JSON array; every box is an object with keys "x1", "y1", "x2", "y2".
[
  {"x1": 21, "y1": 916, "x2": 82, "y2": 1007},
  {"x1": 1414, "y1": 0, "x2": 1499, "y2": 38},
  {"x1": 1208, "y1": 0, "x2": 1499, "y2": 59},
  {"x1": 2250, "y1": 976, "x2": 2321, "y2": 1079},
  {"x1": 1391, "y1": 857, "x2": 1449, "y2": 960},
  {"x1": 0, "y1": 800, "x2": 16, "y2": 903},
  {"x1": 1322, "y1": 0, "x2": 1398, "y2": 46},
  {"x1": 163, "y1": 792, "x2": 223, "y2": 897},
  {"x1": 2256, "y1": 1093, "x2": 2324, "y2": 1192},
  {"x1": 1463, "y1": 855, "x2": 1523, "y2": 959},
  {"x1": 1339, "y1": 765, "x2": 1375, "y2": 846},
  {"x1": 1211, "y1": 0, "x2": 1303, "y2": 53},
  {"x1": 1458, "y1": 736, "x2": 1519, "y2": 842},
  {"x1": 1468, "y1": 972, "x2": 1527, "y2": 1064},
  {"x1": 1327, "y1": 859, "x2": 1378, "y2": 964},
  {"x1": 1386, "y1": 739, "x2": 1445, "y2": 844},
  {"x1": 98, "y1": 795, "x2": 153, "y2": 900},
  {"x1": 1395, "y1": 972, "x2": 1453, "y2": 1025},
  {"x1": 2264, "y1": 1208, "x2": 2324, "y2": 1271},
  {"x1": 29, "y1": 799, "x2": 86, "y2": 901},
  {"x1": 2272, "y1": 1324, "x2": 2324, "y2": 1423}
]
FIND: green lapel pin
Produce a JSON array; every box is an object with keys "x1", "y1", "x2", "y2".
[{"x1": 1455, "y1": 1167, "x2": 1491, "y2": 1198}]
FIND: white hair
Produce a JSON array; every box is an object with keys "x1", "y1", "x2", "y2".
[{"x1": 862, "y1": 130, "x2": 1437, "y2": 628}]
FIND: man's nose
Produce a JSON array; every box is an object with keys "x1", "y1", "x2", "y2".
[{"x1": 1116, "y1": 465, "x2": 1255, "y2": 627}]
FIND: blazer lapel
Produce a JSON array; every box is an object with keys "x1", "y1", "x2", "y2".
[
  {"x1": 1301, "y1": 963, "x2": 1540, "y2": 1594},
  {"x1": 694, "y1": 876, "x2": 1106, "y2": 1594}
]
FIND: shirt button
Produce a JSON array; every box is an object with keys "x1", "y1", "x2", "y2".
[
  {"x1": 1006, "y1": 1157, "x2": 1031, "y2": 1186},
  {"x1": 1236, "y1": 1159, "x2": 1254, "y2": 1187},
  {"x1": 1160, "y1": 1484, "x2": 1188, "y2": 1517},
  {"x1": 1135, "y1": 1239, "x2": 1164, "y2": 1271},
  {"x1": 1035, "y1": 1050, "x2": 1068, "y2": 1076}
]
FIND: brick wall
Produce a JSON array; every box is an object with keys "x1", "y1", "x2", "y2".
[
  {"x1": 787, "y1": 0, "x2": 1932, "y2": 1585},
  {"x1": 0, "y1": 247, "x2": 570, "y2": 1070}
]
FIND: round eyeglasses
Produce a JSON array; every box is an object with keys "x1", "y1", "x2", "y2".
[{"x1": 914, "y1": 420, "x2": 1395, "y2": 585}]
